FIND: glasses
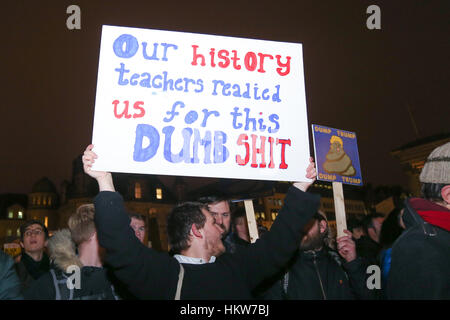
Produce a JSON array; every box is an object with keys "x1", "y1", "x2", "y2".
[{"x1": 24, "y1": 229, "x2": 43, "y2": 237}]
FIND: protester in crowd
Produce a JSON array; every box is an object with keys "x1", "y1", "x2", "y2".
[
  {"x1": 15, "y1": 220, "x2": 50, "y2": 292},
  {"x1": 0, "y1": 251, "x2": 23, "y2": 300},
  {"x1": 387, "y1": 142, "x2": 450, "y2": 299},
  {"x1": 24, "y1": 204, "x2": 120, "y2": 300},
  {"x1": 197, "y1": 194, "x2": 234, "y2": 252},
  {"x1": 355, "y1": 212, "x2": 384, "y2": 266},
  {"x1": 347, "y1": 217, "x2": 364, "y2": 240},
  {"x1": 82, "y1": 144, "x2": 319, "y2": 299},
  {"x1": 232, "y1": 207, "x2": 251, "y2": 244},
  {"x1": 218, "y1": 206, "x2": 252, "y2": 255},
  {"x1": 378, "y1": 206, "x2": 405, "y2": 292},
  {"x1": 129, "y1": 212, "x2": 146, "y2": 244},
  {"x1": 260, "y1": 210, "x2": 377, "y2": 300}
]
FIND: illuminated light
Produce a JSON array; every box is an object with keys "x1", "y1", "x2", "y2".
[
  {"x1": 135, "y1": 182, "x2": 142, "y2": 199},
  {"x1": 156, "y1": 188, "x2": 163, "y2": 200},
  {"x1": 44, "y1": 217, "x2": 48, "y2": 228}
]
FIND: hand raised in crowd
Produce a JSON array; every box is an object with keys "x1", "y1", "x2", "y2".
[
  {"x1": 336, "y1": 230, "x2": 357, "y2": 263},
  {"x1": 293, "y1": 157, "x2": 317, "y2": 192},
  {"x1": 82, "y1": 144, "x2": 115, "y2": 192}
]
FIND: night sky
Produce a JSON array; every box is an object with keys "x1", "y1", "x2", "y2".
[{"x1": 2, "y1": 0, "x2": 449, "y2": 194}]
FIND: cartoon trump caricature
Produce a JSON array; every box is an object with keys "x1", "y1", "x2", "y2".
[{"x1": 323, "y1": 135, "x2": 356, "y2": 176}]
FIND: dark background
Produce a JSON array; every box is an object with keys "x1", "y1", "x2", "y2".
[{"x1": 1, "y1": 0, "x2": 448, "y2": 194}]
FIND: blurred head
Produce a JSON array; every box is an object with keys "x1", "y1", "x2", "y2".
[
  {"x1": 379, "y1": 207, "x2": 405, "y2": 249},
  {"x1": 419, "y1": 142, "x2": 450, "y2": 209},
  {"x1": 361, "y1": 212, "x2": 385, "y2": 243},
  {"x1": 20, "y1": 220, "x2": 49, "y2": 256},
  {"x1": 198, "y1": 195, "x2": 232, "y2": 236},
  {"x1": 300, "y1": 211, "x2": 328, "y2": 251},
  {"x1": 232, "y1": 207, "x2": 250, "y2": 242},
  {"x1": 129, "y1": 213, "x2": 146, "y2": 244},
  {"x1": 68, "y1": 204, "x2": 96, "y2": 245},
  {"x1": 167, "y1": 202, "x2": 225, "y2": 257},
  {"x1": 347, "y1": 217, "x2": 364, "y2": 240}
]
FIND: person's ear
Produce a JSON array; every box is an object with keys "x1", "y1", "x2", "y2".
[
  {"x1": 441, "y1": 185, "x2": 450, "y2": 205},
  {"x1": 191, "y1": 224, "x2": 203, "y2": 239},
  {"x1": 319, "y1": 220, "x2": 327, "y2": 234}
]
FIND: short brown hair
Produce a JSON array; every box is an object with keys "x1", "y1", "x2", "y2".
[{"x1": 68, "y1": 204, "x2": 96, "y2": 245}]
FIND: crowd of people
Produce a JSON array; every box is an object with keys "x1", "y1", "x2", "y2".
[{"x1": 0, "y1": 142, "x2": 449, "y2": 300}]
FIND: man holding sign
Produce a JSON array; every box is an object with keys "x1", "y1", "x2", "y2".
[{"x1": 82, "y1": 145, "x2": 319, "y2": 299}]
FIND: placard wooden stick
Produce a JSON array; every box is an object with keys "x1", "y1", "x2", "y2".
[
  {"x1": 244, "y1": 199, "x2": 259, "y2": 243},
  {"x1": 332, "y1": 181, "x2": 347, "y2": 239}
]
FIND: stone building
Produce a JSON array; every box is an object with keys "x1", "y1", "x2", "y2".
[{"x1": 391, "y1": 133, "x2": 450, "y2": 196}]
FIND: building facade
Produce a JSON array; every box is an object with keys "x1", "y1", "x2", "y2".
[{"x1": 391, "y1": 133, "x2": 450, "y2": 196}]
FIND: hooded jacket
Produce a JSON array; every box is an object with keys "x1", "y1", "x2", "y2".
[
  {"x1": 386, "y1": 197, "x2": 450, "y2": 299},
  {"x1": 24, "y1": 229, "x2": 119, "y2": 300}
]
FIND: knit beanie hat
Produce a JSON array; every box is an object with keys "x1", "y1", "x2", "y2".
[{"x1": 419, "y1": 142, "x2": 450, "y2": 184}]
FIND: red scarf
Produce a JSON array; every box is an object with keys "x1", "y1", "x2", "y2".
[{"x1": 409, "y1": 198, "x2": 450, "y2": 232}]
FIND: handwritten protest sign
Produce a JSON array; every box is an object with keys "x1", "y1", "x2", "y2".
[{"x1": 92, "y1": 25, "x2": 310, "y2": 182}]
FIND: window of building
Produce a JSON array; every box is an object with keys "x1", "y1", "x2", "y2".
[
  {"x1": 43, "y1": 197, "x2": 47, "y2": 205},
  {"x1": 16, "y1": 228, "x2": 21, "y2": 237},
  {"x1": 156, "y1": 188, "x2": 163, "y2": 200},
  {"x1": 271, "y1": 211, "x2": 278, "y2": 221},
  {"x1": 8, "y1": 211, "x2": 13, "y2": 219},
  {"x1": 32, "y1": 197, "x2": 36, "y2": 205},
  {"x1": 48, "y1": 197, "x2": 52, "y2": 206},
  {"x1": 261, "y1": 212, "x2": 266, "y2": 220},
  {"x1": 6, "y1": 229, "x2": 12, "y2": 236},
  {"x1": 18, "y1": 211, "x2": 23, "y2": 219},
  {"x1": 44, "y1": 216, "x2": 48, "y2": 228},
  {"x1": 135, "y1": 182, "x2": 142, "y2": 199},
  {"x1": 37, "y1": 197, "x2": 41, "y2": 205}
]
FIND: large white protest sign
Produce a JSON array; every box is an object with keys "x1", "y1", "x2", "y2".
[{"x1": 92, "y1": 25, "x2": 310, "y2": 182}]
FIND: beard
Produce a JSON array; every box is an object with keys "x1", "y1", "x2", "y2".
[{"x1": 300, "y1": 229, "x2": 326, "y2": 251}]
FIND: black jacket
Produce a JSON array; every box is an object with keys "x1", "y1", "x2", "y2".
[
  {"x1": 24, "y1": 266, "x2": 120, "y2": 300},
  {"x1": 386, "y1": 198, "x2": 450, "y2": 299},
  {"x1": 94, "y1": 186, "x2": 320, "y2": 299},
  {"x1": 260, "y1": 247, "x2": 377, "y2": 300},
  {"x1": 355, "y1": 236, "x2": 382, "y2": 267},
  {"x1": 15, "y1": 252, "x2": 50, "y2": 292}
]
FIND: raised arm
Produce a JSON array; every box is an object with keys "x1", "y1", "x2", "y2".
[
  {"x1": 82, "y1": 145, "x2": 179, "y2": 299},
  {"x1": 236, "y1": 157, "x2": 321, "y2": 289}
]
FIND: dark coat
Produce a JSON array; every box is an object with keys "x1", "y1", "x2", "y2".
[
  {"x1": 386, "y1": 198, "x2": 450, "y2": 299},
  {"x1": 15, "y1": 252, "x2": 50, "y2": 292},
  {"x1": 0, "y1": 251, "x2": 23, "y2": 300},
  {"x1": 94, "y1": 186, "x2": 320, "y2": 299},
  {"x1": 24, "y1": 266, "x2": 120, "y2": 300},
  {"x1": 259, "y1": 247, "x2": 377, "y2": 300},
  {"x1": 355, "y1": 236, "x2": 382, "y2": 267}
]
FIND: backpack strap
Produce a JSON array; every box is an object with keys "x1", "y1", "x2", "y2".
[
  {"x1": 50, "y1": 268, "x2": 73, "y2": 300},
  {"x1": 175, "y1": 263, "x2": 185, "y2": 300},
  {"x1": 50, "y1": 269, "x2": 62, "y2": 300}
]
